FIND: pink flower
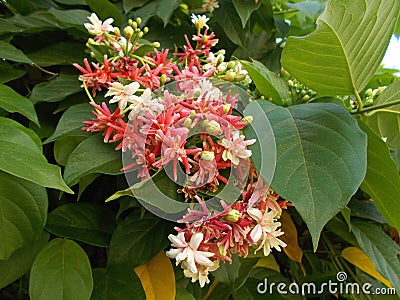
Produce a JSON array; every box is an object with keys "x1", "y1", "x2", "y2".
[{"x1": 166, "y1": 232, "x2": 215, "y2": 273}]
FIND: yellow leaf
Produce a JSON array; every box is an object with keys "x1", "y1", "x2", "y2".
[
  {"x1": 134, "y1": 251, "x2": 176, "y2": 300},
  {"x1": 342, "y1": 247, "x2": 392, "y2": 288},
  {"x1": 254, "y1": 255, "x2": 280, "y2": 272},
  {"x1": 279, "y1": 211, "x2": 303, "y2": 264}
]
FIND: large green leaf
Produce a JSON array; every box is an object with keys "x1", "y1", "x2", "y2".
[
  {"x1": 123, "y1": 0, "x2": 150, "y2": 12},
  {"x1": 49, "y1": 8, "x2": 91, "y2": 26},
  {"x1": 30, "y1": 73, "x2": 82, "y2": 104},
  {"x1": 45, "y1": 103, "x2": 92, "y2": 143},
  {"x1": 0, "y1": 118, "x2": 73, "y2": 193},
  {"x1": 92, "y1": 265, "x2": 145, "y2": 300},
  {"x1": 54, "y1": 137, "x2": 87, "y2": 166},
  {"x1": 364, "y1": 81, "x2": 400, "y2": 149},
  {"x1": 63, "y1": 134, "x2": 122, "y2": 186},
  {"x1": 214, "y1": 0, "x2": 246, "y2": 47},
  {"x1": 352, "y1": 220, "x2": 400, "y2": 293},
  {"x1": 0, "y1": 40, "x2": 32, "y2": 64},
  {"x1": 0, "y1": 61, "x2": 26, "y2": 83},
  {"x1": 282, "y1": 0, "x2": 400, "y2": 95},
  {"x1": 29, "y1": 238, "x2": 93, "y2": 300},
  {"x1": 0, "y1": 171, "x2": 47, "y2": 260},
  {"x1": 46, "y1": 203, "x2": 116, "y2": 247},
  {"x1": 5, "y1": 0, "x2": 37, "y2": 15},
  {"x1": 244, "y1": 100, "x2": 367, "y2": 249},
  {"x1": 240, "y1": 59, "x2": 288, "y2": 105},
  {"x1": 108, "y1": 215, "x2": 172, "y2": 267},
  {"x1": 358, "y1": 120, "x2": 400, "y2": 231},
  {"x1": 27, "y1": 42, "x2": 86, "y2": 67},
  {"x1": 0, "y1": 232, "x2": 49, "y2": 289},
  {"x1": 86, "y1": 0, "x2": 122, "y2": 26},
  {"x1": 232, "y1": 0, "x2": 261, "y2": 27},
  {"x1": 0, "y1": 84, "x2": 38, "y2": 125}
]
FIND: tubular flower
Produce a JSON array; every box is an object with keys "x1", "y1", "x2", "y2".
[{"x1": 84, "y1": 13, "x2": 114, "y2": 35}]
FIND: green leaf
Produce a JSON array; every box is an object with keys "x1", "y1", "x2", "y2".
[
  {"x1": 123, "y1": 0, "x2": 150, "y2": 12},
  {"x1": 45, "y1": 103, "x2": 92, "y2": 143},
  {"x1": 5, "y1": 0, "x2": 37, "y2": 15},
  {"x1": 29, "y1": 238, "x2": 93, "y2": 300},
  {"x1": 54, "y1": 0, "x2": 87, "y2": 4},
  {"x1": 240, "y1": 59, "x2": 288, "y2": 105},
  {"x1": 352, "y1": 220, "x2": 400, "y2": 293},
  {"x1": 0, "y1": 84, "x2": 39, "y2": 125},
  {"x1": 286, "y1": 1, "x2": 325, "y2": 19},
  {"x1": 0, "y1": 232, "x2": 49, "y2": 289},
  {"x1": 27, "y1": 42, "x2": 86, "y2": 67},
  {"x1": 213, "y1": 255, "x2": 240, "y2": 287},
  {"x1": 86, "y1": 0, "x2": 122, "y2": 26},
  {"x1": 54, "y1": 137, "x2": 87, "y2": 166},
  {"x1": 46, "y1": 203, "x2": 116, "y2": 247},
  {"x1": 49, "y1": 8, "x2": 91, "y2": 26},
  {"x1": 244, "y1": 101, "x2": 367, "y2": 249},
  {"x1": 357, "y1": 120, "x2": 400, "y2": 231},
  {"x1": 0, "y1": 40, "x2": 32, "y2": 64},
  {"x1": 64, "y1": 134, "x2": 122, "y2": 186},
  {"x1": 214, "y1": 0, "x2": 246, "y2": 47},
  {"x1": 348, "y1": 199, "x2": 386, "y2": 224},
  {"x1": 364, "y1": 81, "x2": 400, "y2": 149},
  {"x1": 92, "y1": 265, "x2": 145, "y2": 300},
  {"x1": 30, "y1": 73, "x2": 82, "y2": 104},
  {"x1": 232, "y1": 0, "x2": 261, "y2": 27},
  {"x1": 108, "y1": 215, "x2": 173, "y2": 267},
  {"x1": 0, "y1": 117, "x2": 73, "y2": 193},
  {"x1": 0, "y1": 61, "x2": 26, "y2": 83},
  {"x1": 156, "y1": 0, "x2": 180, "y2": 27},
  {"x1": 0, "y1": 171, "x2": 47, "y2": 260},
  {"x1": 282, "y1": 0, "x2": 400, "y2": 95}
]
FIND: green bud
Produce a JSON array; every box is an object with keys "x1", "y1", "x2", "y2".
[
  {"x1": 224, "y1": 209, "x2": 242, "y2": 222},
  {"x1": 218, "y1": 245, "x2": 227, "y2": 256},
  {"x1": 183, "y1": 117, "x2": 192, "y2": 128},
  {"x1": 113, "y1": 27, "x2": 120, "y2": 36},
  {"x1": 223, "y1": 104, "x2": 231, "y2": 114},
  {"x1": 131, "y1": 21, "x2": 138, "y2": 30},
  {"x1": 242, "y1": 116, "x2": 253, "y2": 124},
  {"x1": 302, "y1": 95, "x2": 310, "y2": 101},
  {"x1": 365, "y1": 98, "x2": 373, "y2": 106},
  {"x1": 200, "y1": 151, "x2": 215, "y2": 161},
  {"x1": 227, "y1": 61, "x2": 235, "y2": 69},
  {"x1": 152, "y1": 42, "x2": 161, "y2": 48},
  {"x1": 138, "y1": 32, "x2": 144, "y2": 39},
  {"x1": 160, "y1": 74, "x2": 167, "y2": 86},
  {"x1": 288, "y1": 80, "x2": 294, "y2": 88},
  {"x1": 365, "y1": 88, "x2": 373, "y2": 97},
  {"x1": 235, "y1": 74, "x2": 246, "y2": 82},
  {"x1": 224, "y1": 72, "x2": 235, "y2": 82},
  {"x1": 136, "y1": 17, "x2": 142, "y2": 25},
  {"x1": 143, "y1": 27, "x2": 149, "y2": 34}
]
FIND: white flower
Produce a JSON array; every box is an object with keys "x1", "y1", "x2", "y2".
[
  {"x1": 247, "y1": 207, "x2": 287, "y2": 256},
  {"x1": 113, "y1": 37, "x2": 133, "y2": 57},
  {"x1": 183, "y1": 260, "x2": 219, "y2": 287},
  {"x1": 191, "y1": 14, "x2": 209, "y2": 30},
  {"x1": 127, "y1": 88, "x2": 164, "y2": 119},
  {"x1": 202, "y1": 0, "x2": 219, "y2": 12},
  {"x1": 166, "y1": 232, "x2": 215, "y2": 274},
  {"x1": 219, "y1": 131, "x2": 256, "y2": 165},
  {"x1": 105, "y1": 81, "x2": 140, "y2": 110},
  {"x1": 84, "y1": 13, "x2": 114, "y2": 35}
]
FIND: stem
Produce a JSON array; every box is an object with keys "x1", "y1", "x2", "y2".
[
  {"x1": 82, "y1": 80, "x2": 101, "y2": 114},
  {"x1": 32, "y1": 63, "x2": 58, "y2": 76},
  {"x1": 273, "y1": 8, "x2": 299, "y2": 15},
  {"x1": 351, "y1": 98, "x2": 400, "y2": 115},
  {"x1": 354, "y1": 90, "x2": 363, "y2": 112}
]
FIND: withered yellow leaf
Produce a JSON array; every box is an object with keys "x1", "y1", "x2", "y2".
[
  {"x1": 342, "y1": 247, "x2": 392, "y2": 288},
  {"x1": 134, "y1": 251, "x2": 176, "y2": 300},
  {"x1": 280, "y1": 211, "x2": 303, "y2": 264}
]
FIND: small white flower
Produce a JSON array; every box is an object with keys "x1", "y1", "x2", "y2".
[
  {"x1": 105, "y1": 81, "x2": 140, "y2": 110},
  {"x1": 191, "y1": 14, "x2": 209, "y2": 30},
  {"x1": 84, "y1": 13, "x2": 114, "y2": 35},
  {"x1": 128, "y1": 88, "x2": 164, "y2": 119},
  {"x1": 113, "y1": 37, "x2": 133, "y2": 57},
  {"x1": 202, "y1": 0, "x2": 219, "y2": 12},
  {"x1": 166, "y1": 232, "x2": 215, "y2": 274},
  {"x1": 219, "y1": 131, "x2": 256, "y2": 165},
  {"x1": 247, "y1": 207, "x2": 287, "y2": 256},
  {"x1": 183, "y1": 260, "x2": 219, "y2": 287}
]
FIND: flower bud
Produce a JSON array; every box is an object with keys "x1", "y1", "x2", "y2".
[
  {"x1": 138, "y1": 32, "x2": 144, "y2": 39},
  {"x1": 235, "y1": 74, "x2": 246, "y2": 82},
  {"x1": 200, "y1": 151, "x2": 215, "y2": 161},
  {"x1": 302, "y1": 95, "x2": 310, "y2": 101},
  {"x1": 224, "y1": 209, "x2": 242, "y2": 222},
  {"x1": 124, "y1": 26, "x2": 134, "y2": 39},
  {"x1": 365, "y1": 88, "x2": 373, "y2": 97},
  {"x1": 242, "y1": 116, "x2": 253, "y2": 124},
  {"x1": 204, "y1": 120, "x2": 221, "y2": 135},
  {"x1": 183, "y1": 117, "x2": 192, "y2": 128},
  {"x1": 152, "y1": 42, "x2": 160, "y2": 48},
  {"x1": 143, "y1": 27, "x2": 149, "y2": 34},
  {"x1": 223, "y1": 104, "x2": 231, "y2": 114},
  {"x1": 160, "y1": 74, "x2": 167, "y2": 86},
  {"x1": 218, "y1": 245, "x2": 227, "y2": 256},
  {"x1": 288, "y1": 79, "x2": 294, "y2": 88},
  {"x1": 224, "y1": 72, "x2": 235, "y2": 82},
  {"x1": 227, "y1": 61, "x2": 235, "y2": 69},
  {"x1": 136, "y1": 17, "x2": 142, "y2": 25},
  {"x1": 113, "y1": 27, "x2": 120, "y2": 36}
]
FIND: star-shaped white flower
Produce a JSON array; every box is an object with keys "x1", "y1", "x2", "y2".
[
  {"x1": 166, "y1": 232, "x2": 215, "y2": 274},
  {"x1": 84, "y1": 13, "x2": 114, "y2": 35},
  {"x1": 105, "y1": 81, "x2": 140, "y2": 110}
]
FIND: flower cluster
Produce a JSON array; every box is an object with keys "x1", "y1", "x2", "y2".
[{"x1": 75, "y1": 13, "x2": 290, "y2": 288}]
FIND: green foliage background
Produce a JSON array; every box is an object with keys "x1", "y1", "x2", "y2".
[{"x1": 0, "y1": 0, "x2": 399, "y2": 299}]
